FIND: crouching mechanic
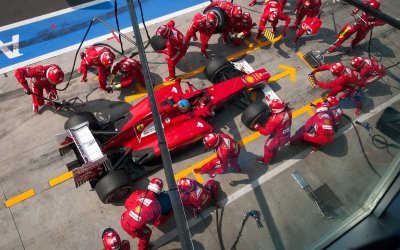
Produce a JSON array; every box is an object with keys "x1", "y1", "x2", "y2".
[
  {"x1": 290, "y1": 102, "x2": 335, "y2": 151},
  {"x1": 120, "y1": 178, "x2": 172, "y2": 250},
  {"x1": 79, "y1": 46, "x2": 115, "y2": 92},
  {"x1": 254, "y1": 99, "x2": 292, "y2": 165},
  {"x1": 325, "y1": 96, "x2": 344, "y2": 131},
  {"x1": 15, "y1": 64, "x2": 64, "y2": 113},
  {"x1": 194, "y1": 132, "x2": 241, "y2": 178},
  {"x1": 256, "y1": 0, "x2": 290, "y2": 39},
  {"x1": 102, "y1": 227, "x2": 130, "y2": 250},
  {"x1": 177, "y1": 177, "x2": 219, "y2": 217},
  {"x1": 351, "y1": 56, "x2": 385, "y2": 87},
  {"x1": 109, "y1": 57, "x2": 145, "y2": 89}
]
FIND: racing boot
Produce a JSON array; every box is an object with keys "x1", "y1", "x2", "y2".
[
  {"x1": 256, "y1": 157, "x2": 268, "y2": 166},
  {"x1": 256, "y1": 30, "x2": 262, "y2": 39},
  {"x1": 293, "y1": 36, "x2": 300, "y2": 45},
  {"x1": 249, "y1": 0, "x2": 257, "y2": 6},
  {"x1": 32, "y1": 104, "x2": 39, "y2": 114},
  {"x1": 289, "y1": 24, "x2": 298, "y2": 30},
  {"x1": 165, "y1": 62, "x2": 176, "y2": 81},
  {"x1": 200, "y1": 49, "x2": 209, "y2": 59}
]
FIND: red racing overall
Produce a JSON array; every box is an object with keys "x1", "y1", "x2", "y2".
[
  {"x1": 186, "y1": 13, "x2": 217, "y2": 58},
  {"x1": 111, "y1": 57, "x2": 145, "y2": 88},
  {"x1": 180, "y1": 179, "x2": 219, "y2": 216}
]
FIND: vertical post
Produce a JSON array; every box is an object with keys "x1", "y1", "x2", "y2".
[{"x1": 125, "y1": 1, "x2": 193, "y2": 249}]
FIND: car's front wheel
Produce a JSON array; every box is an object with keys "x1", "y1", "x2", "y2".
[{"x1": 95, "y1": 170, "x2": 133, "y2": 204}]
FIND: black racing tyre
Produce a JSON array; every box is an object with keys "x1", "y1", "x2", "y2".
[
  {"x1": 204, "y1": 6, "x2": 229, "y2": 34},
  {"x1": 150, "y1": 35, "x2": 167, "y2": 51},
  {"x1": 241, "y1": 102, "x2": 271, "y2": 130},
  {"x1": 204, "y1": 56, "x2": 233, "y2": 83},
  {"x1": 95, "y1": 170, "x2": 133, "y2": 204},
  {"x1": 64, "y1": 112, "x2": 99, "y2": 130}
]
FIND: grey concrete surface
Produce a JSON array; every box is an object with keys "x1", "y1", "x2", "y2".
[{"x1": 0, "y1": 0, "x2": 399, "y2": 249}]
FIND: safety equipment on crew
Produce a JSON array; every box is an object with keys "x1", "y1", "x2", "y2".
[
  {"x1": 100, "y1": 51, "x2": 115, "y2": 67},
  {"x1": 242, "y1": 12, "x2": 251, "y2": 23},
  {"x1": 315, "y1": 102, "x2": 329, "y2": 113},
  {"x1": 232, "y1": 6, "x2": 243, "y2": 18},
  {"x1": 206, "y1": 11, "x2": 218, "y2": 27},
  {"x1": 148, "y1": 178, "x2": 163, "y2": 194},
  {"x1": 203, "y1": 133, "x2": 220, "y2": 149},
  {"x1": 351, "y1": 56, "x2": 365, "y2": 69},
  {"x1": 177, "y1": 178, "x2": 195, "y2": 192},
  {"x1": 330, "y1": 63, "x2": 345, "y2": 76},
  {"x1": 269, "y1": 99, "x2": 285, "y2": 113},
  {"x1": 178, "y1": 99, "x2": 190, "y2": 112},
  {"x1": 325, "y1": 96, "x2": 340, "y2": 108},
  {"x1": 102, "y1": 228, "x2": 121, "y2": 250},
  {"x1": 156, "y1": 25, "x2": 170, "y2": 38},
  {"x1": 46, "y1": 66, "x2": 64, "y2": 84}
]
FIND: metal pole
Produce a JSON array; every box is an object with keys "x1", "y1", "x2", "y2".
[{"x1": 124, "y1": 1, "x2": 193, "y2": 249}]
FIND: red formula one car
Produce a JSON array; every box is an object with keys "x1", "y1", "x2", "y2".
[{"x1": 56, "y1": 57, "x2": 272, "y2": 203}]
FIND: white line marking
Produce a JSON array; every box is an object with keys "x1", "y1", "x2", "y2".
[
  {"x1": 0, "y1": 0, "x2": 111, "y2": 32},
  {"x1": 152, "y1": 93, "x2": 400, "y2": 248},
  {"x1": 0, "y1": 2, "x2": 210, "y2": 74}
]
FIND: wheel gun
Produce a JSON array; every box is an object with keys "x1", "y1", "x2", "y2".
[{"x1": 355, "y1": 121, "x2": 372, "y2": 135}]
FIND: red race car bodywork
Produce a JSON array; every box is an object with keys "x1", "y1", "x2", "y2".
[{"x1": 101, "y1": 68, "x2": 270, "y2": 164}]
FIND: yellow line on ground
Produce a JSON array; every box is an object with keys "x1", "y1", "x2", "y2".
[
  {"x1": 296, "y1": 52, "x2": 314, "y2": 70},
  {"x1": 243, "y1": 39, "x2": 254, "y2": 48},
  {"x1": 5, "y1": 189, "x2": 35, "y2": 208},
  {"x1": 49, "y1": 171, "x2": 73, "y2": 187},
  {"x1": 174, "y1": 155, "x2": 216, "y2": 182}
]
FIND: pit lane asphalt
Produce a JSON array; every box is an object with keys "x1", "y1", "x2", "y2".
[{"x1": 0, "y1": 0, "x2": 400, "y2": 249}]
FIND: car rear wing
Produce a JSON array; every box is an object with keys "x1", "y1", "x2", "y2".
[
  {"x1": 231, "y1": 58, "x2": 282, "y2": 105},
  {"x1": 55, "y1": 122, "x2": 108, "y2": 187}
]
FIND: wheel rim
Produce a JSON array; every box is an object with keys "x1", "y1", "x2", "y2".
[{"x1": 105, "y1": 186, "x2": 132, "y2": 203}]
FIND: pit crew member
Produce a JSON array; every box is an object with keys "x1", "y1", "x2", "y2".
[
  {"x1": 351, "y1": 56, "x2": 386, "y2": 87},
  {"x1": 110, "y1": 57, "x2": 145, "y2": 89},
  {"x1": 249, "y1": 0, "x2": 287, "y2": 8},
  {"x1": 194, "y1": 132, "x2": 241, "y2": 178},
  {"x1": 228, "y1": 12, "x2": 253, "y2": 46},
  {"x1": 155, "y1": 20, "x2": 187, "y2": 81},
  {"x1": 14, "y1": 64, "x2": 64, "y2": 113},
  {"x1": 289, "y1": 102, "x2": 335, "y2": 151},
  {"x1": 254, "y1": 99, "x2": 292, "y2": 165},
  {"x1": 289, "y1": 0, "x2": 321, "y2": 31},
  {"x1": 185, "y1": 12, "x2": 218, "y2": 58},
  {"x1": 325, "y1": 96, "x2": 344, "y2": 130},
  {"x1": 327, "y1": 0, "x2": 385, "y2": 53},
  {"x1": 177, "y1": 177, "x2": 219, "y2": 217},
  {"x1": 256, "y1": 0, "x2": 290, "y2": 39},
  {"x1": 79, "y1": 45, "x2": 115, "y2": 92},
  {"x1": 120, "y1": 178, "x2": 172, "y2": 250}
]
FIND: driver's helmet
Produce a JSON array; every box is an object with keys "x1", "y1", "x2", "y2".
[{"x1": 178, "y1": 99, "x2": 190, "y2": 112}]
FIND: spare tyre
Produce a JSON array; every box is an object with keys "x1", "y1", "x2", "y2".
[
  {"x1": 204, "y1": 6, "x2": 229, "y2": 34},
  {"x1": 204, "y1": 56, "x2": 233, "y2": 83},
  {"x1": 95, "y1": 170, "x2": 133, "y2": 204},
  {"x1": 64, "y1": 112, "x2": 99, "y2": 130},
  {"x1": 241, "y1": 102, "x2": 271, "y2": 130},
  {"x1": 150, "y1": 35, "x2": 167, "y2": 51}
]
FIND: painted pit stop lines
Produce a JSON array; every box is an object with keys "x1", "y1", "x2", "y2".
[{"x1": 3, "y1": 34, "x2": 299, "y2": 208}]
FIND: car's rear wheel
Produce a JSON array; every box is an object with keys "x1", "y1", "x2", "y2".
[
  {"x1": 150, "y1": 35, "x2": 167, "y2": 51},
  {"x1": 64, "y1": 112, "x2": 99, "y2": 130},
  {"x1": 95, "y1": 170, "x2": 133, "y2": 204},
  {"x1": 204, "y1": 56, "x2": 233, "y2": 83},
  {"x1": 241, "y1": 102, "x2": 271, "y2": 130},
  {"x1": 203, "y1": 6, "x2": 229, "y2": 34}
]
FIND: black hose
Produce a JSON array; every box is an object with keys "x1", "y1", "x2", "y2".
[
  {"x1": 57, "y1": 19, "x2": 95, "y2": 91},
  {"x1": 114, "y1": 0, "x2": 124, "y2": 54},
  {"x1": 343, "y1": 114, "x2": 381, "y2": 177},
  {"x1": 216, "y1": 207, "x2": 226, "y2": 250},
  {"x1": 129, "y1": 0, "x2": 151, "y2": 58}
]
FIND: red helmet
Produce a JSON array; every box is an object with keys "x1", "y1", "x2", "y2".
[
  {"x1": 368, "y1": 0, "x2": 380, "y2": 9},
  {"x1": 304, "y1": 0, "x2": 312, "y2": 7},
  {"x1": 330, "y1": 63, "x2": 345, "y2": 76},
  {"x1": 270, "y1": 99, "x2": 285, "y2": 113},
  {"x1": 102, "y1": 228, "x2": 121, "y2": 250},
  {"x1": 120, "y1": 61, "x2": 132, "y2": 72},
  {"x1": 242, "y1": 12, "x2": 251, "y2": 23},
  {"x1": 206, "y1": 11, "x2": 217, "y2": 27},
  {"x1": 156, "y1": 24, "x2": 170, "y2": 38},
  {"x1": 203, "y1": 132, "x2": 220, "y2": 149},
  {"x1": 325, "y1": 96, "x2": 339, "y2": 108},
  {"x1": 315, "y1": 102, "x2": 329, "y2": 113},
  {"x1": 177, "y1": 178, "x2": 195, "y2": 192},
  {"x1": 351, "y1": 57, "x2": 365, "y2": 69},
  {"x1": 231, "y1": 6, "x2": 242, "y2": 18},
  {"x1": 100, "y1": 51, "x2": 115, "y2": 67},
  {"x1": 46, "y1": 65, "x2": 64, "y2": 84},
  {"x1": 268, "y1": 12, "x2": 278, "y2": 22},
  {"x1": 148, "y1": 178, "x2": 163, "y2": 194}
]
